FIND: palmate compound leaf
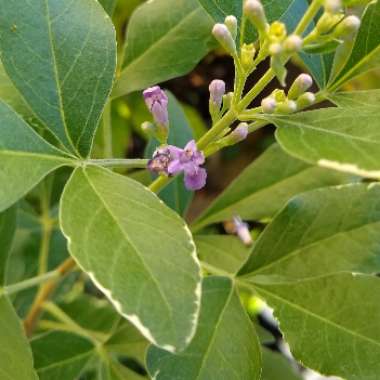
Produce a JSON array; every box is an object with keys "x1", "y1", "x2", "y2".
[
  {"x1": 329, "y1": 89, "x2": 380, "y2": 108},
  {"x1": 112, "y1": 0, "x2": 213, "y2": 97},
  {"x1": 147, "y1": 276, "x2": 262, "y2": 380},
  {"x1": 60, "y1": 166, "x2": 202, "y2": 352},
  {"x1": 238, "y1": 183, "x2": 380, "y2": 280},
  {"x1": 192, "y1": 144, "x2": 353, "y2": 231},
  {"x1": 0, "y1": 100, "x2": 74, "y2": 212},
  {"x1": 0, "y1": 0, "x2": 117, "y2": 157},
  {"x1": 270, "y1": 106, "x2": 380, "y2": 179},
  {"x1": 248, "y1": 273, "x2": 380, "y2": 380}
]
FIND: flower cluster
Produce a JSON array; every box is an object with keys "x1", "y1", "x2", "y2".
[{"x1": 148, "y1": 140, "x2": 207, "y2": 191}]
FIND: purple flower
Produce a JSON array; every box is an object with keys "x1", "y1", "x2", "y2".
[
  {"x1": 143, "y1": 86, "x2": 169, "y2": 127},
  {"x1": 148, "y1": 140, "x2": 207, "y2": 191}
]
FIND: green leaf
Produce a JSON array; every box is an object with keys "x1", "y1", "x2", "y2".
[
  {"x1": 0, "y1": 101, "x2": 73, "y2": 212},
  {"x1": 0, "y1": 207, "x2": 17, "y2": 284},
  {"x1": 239, "y1": 183, "x2": 380, "y2": 280},
  {"x1": 0, "y1": 0, "x2": 117, "y2": 157},
  {"x1": 329, "y1": 89, "x2": 380, "y2": 108},
  {"x1": 330, "y1": 0, "x2": 380, "y2": 89},
  {"x1": 96, "y1": 360, "x2": 147, "y2": 380},
  {"x1": 193, "y1": 144, "x2": 352, "y2": 230},
  {"x1": 262, "y1": 349, "x2": 302, "y2": 380},
  {"x1": 112, "y1": 0, "x2": 213, "y2": 97},
  {"x1": 146, "y1": 92, "x2": 194, "y2": 215},
  {"x1": 250, "y1": 273, "x2": 380, "y2": 380},
  {"x1": 105, "y1": 320, "x2": 149, "y2": 365},
  {"x1": 99, "y1": 0, "x2": 117, "y2": 16},
  {"x1": 147, "y1": 276, "x2": 262, "y2": 380},
  {"x1": 0, "y1": 297, "x2": 38, "y2": 380},
  {"x1": 60, "y1": 166, "x2": 201, "y2": 352},
  {"x1": 31, "y1": 330, "x2": 94, "y2": 380},
  {"x1": 195, "y1": 235, "x2": 250, "y2": 274},
  {"x1": 271, "y1": 106, "x2": 380, "y2": 179}
]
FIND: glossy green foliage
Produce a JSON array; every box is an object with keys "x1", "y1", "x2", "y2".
[
  {"x1": 147, "y1": 277, "x2": 262, "y2": 380},
  {"x1": 0, "y1": 101, "x2": 72, "y2": 212},
  {"x1": 271, "y1": 106, "x2": 380, "y2": 179},
  {"x1": 0, "y1": 0, "x2": 116, "y2": 157},
  {"x1": 193, "y1": 144, "x2": 353, "y2": 230},
  {"x1": 239, "y1": 183, "x2": 380, "y2": 279},
  {"x1": 60, "y1": 166, "x2": 201, "y2": 351},
  {"x1": 113, "y1": 0, "x2": 213, "y2": 97}
]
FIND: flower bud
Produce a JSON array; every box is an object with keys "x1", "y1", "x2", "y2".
[
  {"x1": 283, "y1": 35, "x2": 303, "y2": 54},
  {"x1": 317, "y1": 13, "x2": 342, "y2": 34},
  {"x1": 230, "y1": 123, "x2": 249, "y2": 143},
  {"x1": 225, "y1": 15, "x2": 238, "y2": 40},
  {"x1": 297, "y1": 92, "x2": 316, "y2": 109},
  {"x1": 233, "y1": 216, "x2": 253, "y2": 246},
  {"x1": 212, "y1": 23, "x2": 237, "y2": 55},
  {"x1": 324, "y1": 0, "x2": 342, "y2": 14},
  {"x1": 269, "y1": 21, "x2": 287, "y2": 43},
  {"x1": 244, "y1": 0, "x2": 268, "y2": 36},
  {"x1": 334, "y1": 15, "x2": 361, "y2": 39},
  {"x1": 209, "y1": 79, "x2": 226, "y2": 107},
  {"x1": 272, "y1": 89, "x2": 287, "y2": 102},
  {"x1": 288, "y1": 74, "x2": 313, "y2": 100},
  {"x1": 269, "y1": 42, "x2": 283, "y2": 56},
  {"x1": 276, "y1": 100, "x2": 297, "y2": 114},
  {"x1": 261, "y1": 97, "x2": 276, "y2": 113},
  {"x1": 241, "y1": 43, "x2": 256, "y2": 72}
]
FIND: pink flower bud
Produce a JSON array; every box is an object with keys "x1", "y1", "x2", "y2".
[
  {"x1": 143, "y1": 86, "x2": 169, "y2": 127},
  {"x1": 209, "y1": 79, "x2": 226, "y2": 107}
]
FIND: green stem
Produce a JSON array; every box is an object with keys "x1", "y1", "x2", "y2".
[
  {"x1": 86, "y1": 158, "x2": 149, "y2": 169},
  {"x1": 103, "y1": 100, "x2": 113, "y2": 159},
  {"x1": 294, "y1": 0, "x2": 322, "y2": 35},
  {"x1": 3, "y1": 271, "x2": 59, "y2": 296}
]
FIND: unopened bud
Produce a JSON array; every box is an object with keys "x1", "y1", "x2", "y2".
[
  {"x1": 269, "y1": 21, "x2": 287, "y2": 43},
  {"x1": 241, "y1": 43, "x2": 256, "y2": 71},
  {"x1": 297, "y1": 92, "x2": 316, "y2": 109},
  {"x1": 317, "y1": 13, "x2": 342, "y2": 34},
  {"x1": 324, "y1": 0, "x2": 342, "y2": 14},
  {"x1": 244, "y1": 0, "x2": 268, "y2": 36},
  {"x1": 212, "y1": 23, "x2": 237, "y2": 55},
  {"x1": 283, "y1": 35, "x2": 303, "y2": 54},
  {"x1": 334, "y1": 15, "x2": 361, "y2": 39},
  {"x1": 276, "y1": 100, "x2": 297, "y2": 114},
  {"x1": 209, "y1": 79, "x2": 226, "y2": 107},
  {"x1": 288, "y1": 74, "x2": 313, "y2": 100},
  {"x1": 225, "y1": 15, "x2": 238, "y2": 40},
  {"x1": 261, "y1": 97, "x2": 276, "y2": 113},
  {"x1": 269, "y1": 42, "x2": 283, "y2": 56},
  {"x1": 233, "y1": 216, "x2": 253, "y2": 246},
  {"x1": 230, "y1": 123, "x2": 249, "y2": 143},
  {"x1": 272, "y1": 89, "x2": 287, "y2": 102}
]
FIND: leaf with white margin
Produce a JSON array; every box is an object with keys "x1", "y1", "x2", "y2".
[
  {"x1": 60, "y1": 166, "x2": 202, "y2": 352},
  {"x1": 270, "y1": 106, "x2": 380, "y2": 179},
  {"x1": 147, "y1": 276, "x2": 262, "y2": 380},
  {"x1": 250, "y1": 273, "x2": 380, "y2": 380},
  {"x1": 0, "y1": 0, "x2": 117, "y2": 157},
  {"x1": 0, "y1": 297, "x2": 38, "y2": 380},
  {"x1": 238, "y1": 183, "x2": 380, "y2": 280},
  {"x1": 0, "y1": 100, "x2": 74, "y2": 212}
]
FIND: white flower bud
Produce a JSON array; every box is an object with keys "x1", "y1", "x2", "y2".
[
  {"x1": 297, "y1": 92, "x2": 316, "y2": 109},
  {"x1": 209, "y1": 79, "x2": 226, "y2": 107},
  {"x1": 244, "y1": 0, "x2": 268, "y2": 35},
  {"x1": 225, "y1": 15, "x2": 238, "y2": 40},
  {"x1": 231, "y1": 123, "x2": 249, "y2": 143},
  {"x1": 283, "y1": 35, "x2": 303, "y2": 54},
  {"x1": 212, "y1": 23, "x2": 237, "y2": 55},
  {"x1": 261, "y1": 97, "x2": 276, "y2": 113},
  {"x1": 288, "y1": 74, "x2": 313, "y2": 100},
  {"x1": 334, "y1": 15, "x2": 361, "y2": 39},
  {"x1": 269, "y1": 42, "x2": 283, "y2": 56},
  {"x1": 276, "y1": 100, "x2": 297, "y2": 114},
  {"x1": 325, "y1": 0, "x2": 342, "y2": 14}
]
